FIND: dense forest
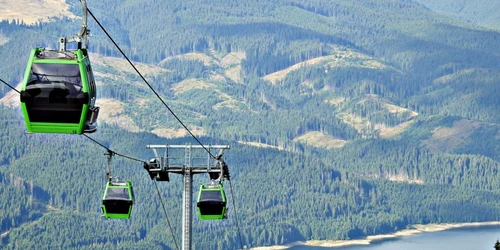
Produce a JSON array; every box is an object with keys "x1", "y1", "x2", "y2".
[
  {"x1": 413, "y1": 0, "x2": 500, "y2": 30},
  {"x1": 1, "y1": 0, "x2": 500, "y2": 249}
]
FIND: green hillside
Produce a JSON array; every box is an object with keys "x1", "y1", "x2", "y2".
[
  {"x1": 1, "y1": 0, "x2": 500, "y2": 249},
  {"x1": 414, "y1": 0, "x2": 500, "y2": 30}
]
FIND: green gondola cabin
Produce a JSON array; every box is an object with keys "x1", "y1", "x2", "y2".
[
  {"x1": 20, "y1": 47, "x2": 99, "y2": 134},
  {"x1": 101, "y1": 181, "x2": 134, "y2": 219},
  {"x1": 196, "y1": 183, "x2": 227, "y2": 220}
]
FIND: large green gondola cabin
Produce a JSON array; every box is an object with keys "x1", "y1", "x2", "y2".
[
  {"x1": 20, "y1": 47, "x2": 99, "y2": 134},
  {"x1": 196, "y1": 183, "x2": 227, "y2": 220},
  {"x1": 101, "y1": 181, "x2": 134, "y2": 219}
]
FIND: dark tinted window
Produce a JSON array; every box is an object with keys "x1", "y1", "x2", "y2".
[
  {"x1": 103, "y1": 200, "x2": 132, "y2": 215},
  {"x1": 105, "y1": 187, "x2": 131, "y2": 200},
  {"x1": 85, "y1": 61, "x2": 96, "y2": 101},
  {"x1": 200, "y1": 190, "x2": 222, "y2": 202},
  {"x1": 29, "y1": 63, "x2": 82, "y2": 88},
  {"x1": 24, "y1": 63, "x2": 84, "y2": 123},
  {"x1": 198, "y1": 202, "x2": 225, "y2": 216}
]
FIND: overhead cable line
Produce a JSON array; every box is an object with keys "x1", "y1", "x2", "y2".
[
  {"x1": 217, "y1": 156, "x2": 244, "y2": 249},
  {"x1": 0, "y1": 78, "x2": 20, "y2": 94},
  {"x1": 86, "y1": 9, "x2": 216, "y2": 160},
  {"x1": 153, "y1": 180, "x2": 181, "y2": 250},
  {"x1": 228, "y1": 180, "x2": 244, "y2": 249},
  {"x1": 83, "y1": 134, "x2": 146, "y2": 164}
]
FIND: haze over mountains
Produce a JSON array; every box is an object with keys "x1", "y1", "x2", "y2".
[
  {"x1": 414, "y1": 0, "x2": 500, "y2": 30},
  {"x1": 0, "y1": 0, "x2": 500, "y2": 249}
]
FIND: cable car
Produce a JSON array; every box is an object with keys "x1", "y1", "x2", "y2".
[
  {"x1": 196, "y1": 183, "x2": 227, "y2": 220},
  {"x1": 20, "y1": 47, "x2": 99, "y2": 134},
  {"x1": 101, "y1": 181, "x2": 134, "y2": 219}
]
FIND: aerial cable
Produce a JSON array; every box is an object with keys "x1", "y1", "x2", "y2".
[
  {"x1": 83, "y1": 134, "x2": 147, "y2": 164},
  {"x1": 86, "y1": 9, "x2": 217, "y2": 160},
  {"x1": 0, "y1": 78, "x2": 20, "y2": 94},
  {"x1": 216, "y1": 156, "x2": 244, "y2": 249},
  {"x1": 228, "y1": 180, "x2": 244, "y2": 249},
  {"x1": 153, "y1": 180, "x2": 181, "y2": 250}
]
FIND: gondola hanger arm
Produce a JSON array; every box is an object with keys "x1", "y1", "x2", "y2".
[
  {"x1": 60, "y1": 0, "x2": 89, "y2": 51},
  {"x1": 105, "y1": 149, "x2": 115, "y2": 181},
  {"x1": 214, "y1": 150, "x2": 230, "y2": 182}
]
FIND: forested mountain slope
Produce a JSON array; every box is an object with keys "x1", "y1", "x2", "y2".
[
  {"x1": 413, "y1": 0, "x2": 500, "y2": 30},
  {"x1": 1, "y1": 0, "x2": 500, "y2": 249}
]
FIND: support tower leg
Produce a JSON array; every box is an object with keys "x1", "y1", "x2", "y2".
[{"x1": 182, "y1": 168, "x2": 192, "y2": 250}]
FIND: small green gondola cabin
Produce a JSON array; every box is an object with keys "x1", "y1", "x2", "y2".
[
  {"x1": 196, "y1": 183, "x2": 227, "y2": 220},
  {"x1": 101, "y1": 181, "x2": 134, "y2": 219},
  {"x1": 20, "y1": 47, "x2": 99, "y2": 134}
]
